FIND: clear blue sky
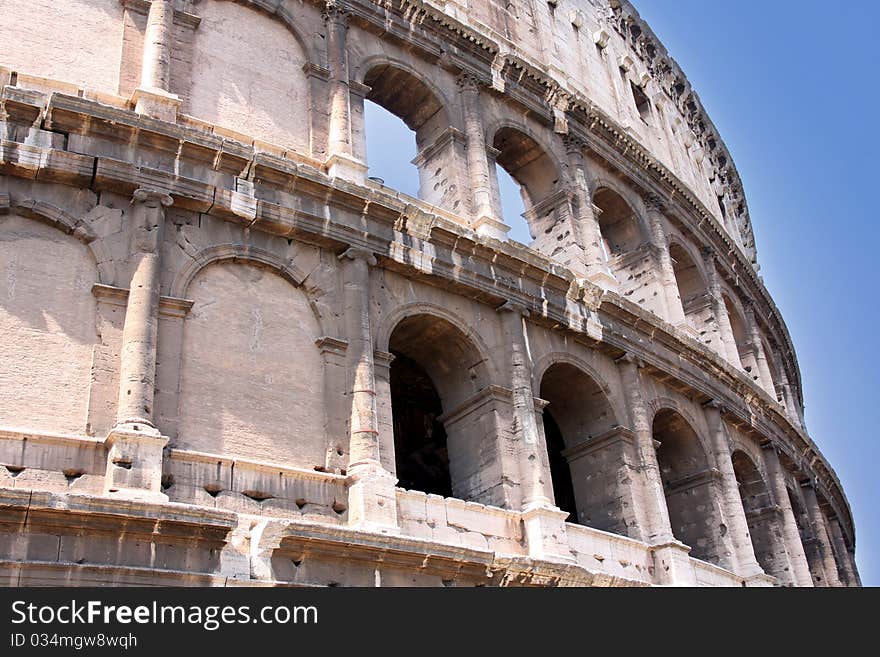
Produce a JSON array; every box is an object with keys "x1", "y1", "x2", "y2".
[{"x1": 365, "y1": 0, "x2": 879, "y2": 586}]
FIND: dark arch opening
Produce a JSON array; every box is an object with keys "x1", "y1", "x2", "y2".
[
  {"x1": 542, "y1": 410, "x2": 578, "y2": 523},
  {"x1": 669, "y1": 242, "x2": 709, "y2": 330},
  {"x1": 539, "y1": 363, "x2": 620, "y2": 532},
  {"x1": 389, "y1": 353, "x2": 451, "y2": 497},
  {"x1": 593, "y1": 187, "x2": 644, "y2": 257},
  {"x1": 388, "y1": 314, "x2": 493, "y2": 503},
  {"x1": 653, "y1": 408, "x2": 723, "y2": 565}
]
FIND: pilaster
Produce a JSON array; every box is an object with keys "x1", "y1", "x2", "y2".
[{"x1": 104, "y1": 188, "x2": 173, "y2": 502}]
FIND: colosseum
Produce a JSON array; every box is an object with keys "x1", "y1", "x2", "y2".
[{"x1": 0, "y1": 0, "x2": 860, "y2": 587}]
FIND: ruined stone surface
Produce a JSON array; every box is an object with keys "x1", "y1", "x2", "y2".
[{"x1": 0, "y1": 0, "x2": 857, "y2": 587}]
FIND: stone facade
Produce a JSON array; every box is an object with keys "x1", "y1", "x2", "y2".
[{"x1": 0, "y1": 0, "x2": 859, "y2": 587}]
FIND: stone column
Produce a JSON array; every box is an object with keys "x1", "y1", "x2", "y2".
[
  {"x1": 498, "y1": 301, "x2": 572, "y2": 561},
  {"x1": 702, "y1": 247, "x2": 741, "y2": 367},
  {"x1": 760, "y1": 442, "x2": 812, "y2": 586},
  {"x1": 498, "y1": 302, "x2": 551, "y2": 509},
  {"x1": 104, "y1": 189, "x2": 173, "y2": 502},
  {"x1": 703, "y1": 401, "x2": 764, "y2": 579},
  {"x1": 743, "y1": 300, "x2": 775, "y2": 396},
  {"x1": 132, "y1": 0, "x2": 180, "y2": 121},
  {"x1": 458, "y1": 72, "x2": 508, "y2": 241},
  {"x1": 827, "y1": 517, "x2": 859, "y2": 587},
  {"x1": 644, "y1": 194, "x2": 685, "y2": 326},
  {"x1": 800, "y1": 481, "x2": 842, "y2": 587},
  {"x1": 616, "y1": 355, "x2": 673, "y2": 544},
  {"x1": 339, "y1": 248, "x2": 398, "y2": 532},
  {"x1": 617, "y1": 354, "x2": 695, "y2": 585},
  {"x1": 563, "y1": 136, "x2": 615, "y2": 288},
  {"x1": 323, "y1": 2, "x2": 366, "y2": 182}
]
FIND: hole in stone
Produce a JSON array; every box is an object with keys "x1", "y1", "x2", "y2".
[
  {"x1": 63, "y1": 469, "x2": 84, "y2": 483},
  {"x1": 292, "y1": 558, "x2": 303, "y2": 568},
  {"x1": 5, "y1": 465, "x2": 25, "y2": 476},
  {"x1": 112, "y1": 459, "x2": 132, "y2": 470},
  {"x1": 314, "y1": 465, "x2": 327, "y2": 473},
  {"x1": 339, "y1": 468, "x2": 347, "y2": 476},
  {"x1": 327, "y1": 581, "x2": 340, "y2": 587},
  {"x1": 332, "y1": 501, "x2": 347, "y2": 514},
  {"x1": 242, "y1": 490, "x2": 274, "y2": 502},
  {"x1": 442, "y1": 579, "x2": 454, "y2": 587},
  {"x1": 203, "y1": 483, "x2": 223, "y2": 497},
  {"x1": 161, "y1": 474, "x2": 174, "y2": 490},
  {"x1": 336, "y1": 447, "x2": 344, "y2": 456},
  {"x1": 295, "y1": 498, "x2": 307, "y2": 509}
]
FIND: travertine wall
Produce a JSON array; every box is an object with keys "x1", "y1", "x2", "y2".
[{"x1": 0, "y1": 0, "x2": 858, "y2": 587}]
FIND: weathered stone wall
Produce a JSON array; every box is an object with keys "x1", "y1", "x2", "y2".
[{"x1": 0, "y1": 0, "x2": 858, "y2": 587}]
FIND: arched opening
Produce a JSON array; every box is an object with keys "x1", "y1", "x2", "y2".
[
  {"x1": 732, "y1": 451, "x2": 789, "y2": 583},
  {"x1": 361, "y1": 64, "x2": 462, "y2": 212},
  {"x1": 539, "y1": 364, "x2": 629, "y2": 534},
  {"x1": 669, "y1": 243, "x2": 711, "y2": 331},
  {"x1": 653, "y1": 409, "x2": 725, "y2": 565},
  {"x1": 724, "y1": 296, "x2": 757, "y2": 377},
  {"x1": 363, "y1": 101, "x2": 419, "y2": 197},
  {"x1": 492, "y1": 127, "x2": 561, "y2": 250},
  {"x1": 388, "y1": 314, "x2": 504, "y2": 505},
  {"x1": 593, "y1": 187, "x2": 644, "y2": 258}
]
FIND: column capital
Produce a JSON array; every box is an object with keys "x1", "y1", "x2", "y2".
[
  {"x1": 132, "y1": 188, "x2": 173, "y2": 208},
  {"x1": 338, "y1": 246, "x2": 377, "y2": 266},
  {"x1": 643, "y1": 192, "x2": 666, "y2": 214},
  {"x1": 322, "y1": 0, "x2": 350, "y2": 25},
  {"x1": 562, "y1": 134, "x2": 587, "y2": 157},
  {"x1": 456, "y1": 71, "x2": 483, "y2": 93},
  {"x1": 497, "y1": 300, "x2": 530, "y2": 318}
]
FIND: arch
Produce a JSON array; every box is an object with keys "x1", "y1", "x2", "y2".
[
  {"x1": 491, "y1": 125, "x2": 561, "y2": 210},
  {"x1": 221, "y1": 0, "x2": 319, "y2": 67},
  {"x1": 359, "y1": 58, "x2": 453, "y2": 139},
  {"x1": 531, "y1": 351, "x2": 623, "y2": 417},
  {"x1": 723, "y1": 293, "x2": 755, "y2": 375},
  {"x1": 376, "y1": 301, "x2": 498, "y2": 384},
  {"x1": 10, "y1": 199, "x2": 112, "y2": 284},
  {"x1": 171, "y1": 243, "x2": 308, "y2": 295},
  {"x1": 652, "y1": 407, "x2": 726, "y2": 565},
  {"x1": 668, "y1": 240, "x2": 711, "y2": 331},
  {"x1": 387, "y1": 312, "x2": 503, "y2": 505},
  {"x1": 176, "y1": 259, "x2": 325, "y2": 468},
  {"x1": 357, "y1": 58, "x2": 461, "y2": 210},
  {"x1": 732, "y1": 450, "x2": 789, "y2": 581},
  {"x1": 538, "y1": 362, "x2": 622, "y2": 531},
  {"x1": 190, "y1": 1, "x2": 312, "y2": 152},
  {"x1": 0, "y1": 208, "x2": 101, "y2": 434},
  {"x1": 593, "y1": 186, "x2": 647, "y2": 257}
]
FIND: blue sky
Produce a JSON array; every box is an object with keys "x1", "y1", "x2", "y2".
[{"x1": 365, "y1": 0, "x2": 878, "y2": 586}]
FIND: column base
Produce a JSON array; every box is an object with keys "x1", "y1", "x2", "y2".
[
  {"x1": 103, "y1": 424, "x2": 168, "y2": 502},
  {"x1": 521, "y1": 503, "x2": 576, "y2": 563},
  {"x1": 650, "y1": 540, "x2": 697, "y2": 586},
  {"x1": 472, "y1": 214, "x2": 510, "y2": 242},
  {"x1": 325, "y1": 152, "x2": 369, "y2": 185},
  {"x1": 346, "y1": 464, "x2": 400, "y2": 535},
  {"x1": 131, "y1": 86, "x2": 180, "y2": 122}
]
